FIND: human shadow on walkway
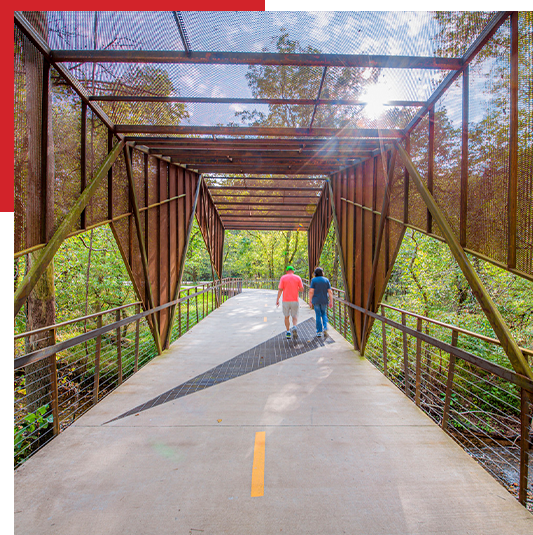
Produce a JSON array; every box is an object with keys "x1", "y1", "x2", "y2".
[{"x1": 104, "y1": 317, "x2": 334, "y2": 424}]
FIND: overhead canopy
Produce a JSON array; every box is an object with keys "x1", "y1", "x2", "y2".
[{"x1": 16, "y1": 10, "x2": 504, "y2": 231}]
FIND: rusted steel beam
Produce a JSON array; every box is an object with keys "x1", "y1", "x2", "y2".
[
  {"x1": 309, "y1": 67, "x2": 328, "y2": 130},
  {"x1": 210, "y1": 192, "x2": 320, "y2": 198},
  {"x1": 116, "y1": 125, "x2": 403, "y2": 138},
  {"x1": 221, "y1": 216, "x2": 310, "y2": 222},
  {"x1": 14, "y1": 139, "x2": 125, "y2": 317},
  {"x1": 52, "y1": 49, "x2": 463, "y2": 69},
  {"x1": 220, "y1": 209, "x2": 313, "y2": 216},
  {"x1": 206, "y1": 177, "x2": 327, "y2": 182},
  {"x1": 193, "y1": 166, "x2": 346, "y2": 174},
  {"x1": 129, "y1": 137, "x2": 384, "y2": 148},
  {"x1": 396, "y1": 142, "x2": 533, "y2": 380},
  {"x1": 172, "y1": 11, "x2": 191, "y2": 55},
  {"x1": 209, "y1": 186, "x2": 322, "y2": 192},
  {"x1": 508, "y1": 11, "x2": 518, "y2": 269},
  {"x1": 225, "y1": 225, "x2": 305, "y2": 231},
  {"x1": 155, "y1": 149, "x2": 373, "y2": 158},
  {"x1": 214, "y1": 200, "x2": 318, "y2": 206},
  {"x1": 92, "y1": 95, "x2": 427, "y2": 107}
]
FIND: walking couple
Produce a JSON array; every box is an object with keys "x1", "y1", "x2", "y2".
[{"x1": 276, "y1": 265, "x2": 333, "y2": 339}]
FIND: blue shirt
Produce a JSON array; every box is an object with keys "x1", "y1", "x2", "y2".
[{"x1": 310, "y1": 276, "x2": 331, "y2": 305}]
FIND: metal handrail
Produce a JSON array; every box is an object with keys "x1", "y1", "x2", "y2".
[{"x1": 14, "y1": 278, "x2": 242, "y2": 370}]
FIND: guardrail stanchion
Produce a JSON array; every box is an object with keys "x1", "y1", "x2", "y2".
[
  {"x1": 134, "y1": 304, "x2": 140, "y2": 373},
  {"x1": 93, "y1": 314, "x2": 102, "y2": 405},
  {"x1": 519, "y1": 388, "x2": 532, "y2": 505},
  {"x1": 442, "y1": 329, "x2": 458, "y2": 430},
  {"x1": 48, "y1": 327, "x2": 60, "y2": 436},
  {"x1": 402, "y1": 312, "x2": 410, "y2": 396},
  {"x1": 116, "y1": 309, "x2": 123, "y2": 385},
  {"x1": 186, "y1": 288, "x2": 190, "y2": 331},
  {"x1": 381, "y1": 305, "x2": 388, "y2": 377},
  {"x1": 415, "y1": 317, "x2": 423, "y2": 407}
]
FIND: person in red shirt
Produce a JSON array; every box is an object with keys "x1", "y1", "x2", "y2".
[{"x1": 276, "y1": 265, "x2": 304, "y2": 339}]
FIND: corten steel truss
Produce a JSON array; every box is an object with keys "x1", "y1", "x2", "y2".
[{"x1": 13, "y1": 11, "x2": 532, "y2": 378}]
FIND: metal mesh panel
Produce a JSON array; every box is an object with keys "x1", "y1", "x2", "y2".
[
  {"x1": 466, "y1": 20, "x2": 510, "y2": 265},
  {"x1": 85, "y1": 110, "x2": 109, "y2": 227},
  {"x1": 14, "y1": 25, "x2": 44, "y2": 252},
  {"x1": 432, "y1": 77, "x2": 462, "y2": 240},
  {"x1": 517, "y1": 12, "x2": 533, "y2": 276},
  {"x1": 51, "y1": 66, "x2": 81, "y2": 235},
  {"x1": 31, "y1": 11, "x2": 499, "y2": 133},
  {"x1": 408, "y1": 115, "x2": 429, "y2": 231},
  {"x1": 388, "y1": 154, "x2": 405, "y2": 222},
  {"x1": 14, "y1": 26, "x2": 30, "y2": 253}
]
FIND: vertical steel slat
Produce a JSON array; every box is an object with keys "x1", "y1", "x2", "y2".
[
  {"x1": 427, "y1": 106, "x2": 435, "y2": 234},
  {"x1": 460, "y1": 67, "x2": 469, "y2": 247},
  {"x1": 40, "y1": 59, "x2": 50, "y2": 243},
  {"x1": 508, "y1": 11, "x2": 518, "y2": 269},
  {"x1": 134, "y1": 303, "x2": 140, "y2": 373},
  {"x1": 107, "y1": 130, "x2": 113, "y2": 221},
  {"x1": 80, "y1": 101, "x2": 87, "y2": 230}
]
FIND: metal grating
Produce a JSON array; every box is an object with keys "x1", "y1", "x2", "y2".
[{"x1": 105, "y1": 317, "x2": 334, "y2": 423}]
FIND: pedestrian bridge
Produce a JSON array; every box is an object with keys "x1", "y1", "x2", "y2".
[{"x1": 14, "y1": 290, "x2": 533, "y2": 535}]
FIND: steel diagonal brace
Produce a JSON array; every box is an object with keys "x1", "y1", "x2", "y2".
[
  {"x1": 395, "y1": 142, "x2": 533, "y2": 380},
  {"x1": 14, "y1": 140, "x2": 125, "y2": 317}
]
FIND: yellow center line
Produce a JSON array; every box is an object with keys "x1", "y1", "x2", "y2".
[{"x1": 251, "y1": 431, "x2": 266, "y2": 497}]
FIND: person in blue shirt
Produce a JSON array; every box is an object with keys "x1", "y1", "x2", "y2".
[{"x1": 308, "y1": 267, "x2": 333, "y2": 337}]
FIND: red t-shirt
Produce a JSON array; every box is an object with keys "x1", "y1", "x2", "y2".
[{"x1": 278, "y1": 273, "x2": 303, "y2": 302}]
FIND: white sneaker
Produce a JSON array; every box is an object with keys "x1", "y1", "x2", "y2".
[{"x1": 316, "y1": 332, "x2": 323, "y2": 338}]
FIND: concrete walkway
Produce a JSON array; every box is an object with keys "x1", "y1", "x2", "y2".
[{"x1": 15, "y1": 290, "x2": 533, "y2": 534}]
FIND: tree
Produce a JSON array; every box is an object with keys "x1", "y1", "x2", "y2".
[{"x1": 235, "y1": 30, "x2": 377, "y2": 129}]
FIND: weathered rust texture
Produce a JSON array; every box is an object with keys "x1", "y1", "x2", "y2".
[
  {"x1": 307, "y1": 183, "x2": 332, "y2": 277},
  {"x1": 330, "y1": 146, "x2": 406, "y2": 352},
  {"x1": 113, "y1": 147, "x2": 201, "y2": 349},
  {"x1": 196, "y1": 179, "x2": 225, "y2": 280}
]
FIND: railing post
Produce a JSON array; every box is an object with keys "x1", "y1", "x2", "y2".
[
  {"x1": 178, "y1": 291, "x2": 182, "y2": 336},
  {"x1": 442, "y1": 329, "x2": 458, "y2": 430},
  {"x1": 186, "y1": 288, "x2": 190, "y2": 331},
  {"x1": 93, "y1": 314, "x2": 102, "y2": 405},
  {"x1": 519, "y1": 388, "x2": 532, "y2": 505},
  {"x1": 402, "y1": 312, "x2": 410, "y2": 396},
  {"x1": 116, "y1": 309, "x2": 123, "y2": 385},
  {"x1": 381, "y1": 305, "x2": 388, "y2": 377},
  {"x1": 415, "y1": 317, "x2": 423, "y2": 407},
  {"x1": 48, "y1": 328, "x2": 60, "y2": 436},
  {"x1": 195, "y1": 286, "x2": 199, "y2": 324},
  {"x1": 134, "y1": 303, "x2": 140, "y2": 373}
]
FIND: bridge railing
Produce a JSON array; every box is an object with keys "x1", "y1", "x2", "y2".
[
  {"x1": 304, "y1": 281, "x2": 532, "y2": 509},
  {"x1": 14, "y1": 278, "x2": 243, "y2": 468}
]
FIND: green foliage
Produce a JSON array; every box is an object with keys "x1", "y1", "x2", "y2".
[
  {"x1": 53, "y1": 226, "x2": 136, "y2": 321},
  {"x1": 385, "y1": 229, "x2": 533, "y2": 368},
  {"x1": 14, "y1": 404, "x2": 52, "y2": 466},
  {"x1": 222, "y1": 229, "x2": 308, "y2": 279}
]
